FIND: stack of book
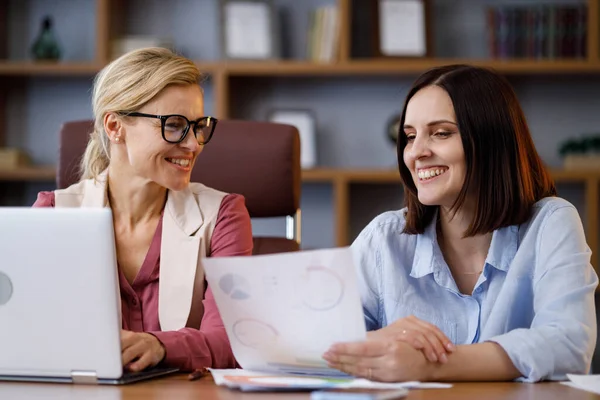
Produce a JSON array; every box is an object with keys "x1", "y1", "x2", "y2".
[
  {"x1": 487, "y1": 4, "x2": 587, "y2": 60},
  {"x1": 0, "y1": 148, "x2": 30, "y2": 170},
  {"x1": 306, "y1": 5, "x2": 339, "y2": 63}
]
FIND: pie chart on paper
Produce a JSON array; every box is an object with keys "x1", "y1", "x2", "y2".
[
  {"x1": 219, "y1": 273, "x2": 251, "y2": 300},
  {"x1": 233, "y1": 318, "x2": 279, "y2": 349},
  {"x1": 298, "y1": 266, "x2": 344, "y2": 311}
]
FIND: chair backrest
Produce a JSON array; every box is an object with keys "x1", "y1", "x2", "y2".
[{"x1": 57, "y1": 119, "x2": 301, "y2": 255}]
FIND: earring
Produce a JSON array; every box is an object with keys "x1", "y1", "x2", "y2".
[{"x1": 115, "y1": 137, "x2": 120, "y2": 143}]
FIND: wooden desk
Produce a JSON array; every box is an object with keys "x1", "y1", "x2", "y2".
[{"x1": 0, "y1": 374, "x2": 599, "y2": 399}]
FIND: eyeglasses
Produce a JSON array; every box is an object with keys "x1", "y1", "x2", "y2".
[{"x1": 119, "y1": 112, "x2": 218, "y2": 145}]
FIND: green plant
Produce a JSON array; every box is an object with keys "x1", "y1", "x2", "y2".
[{"x1": 558, "y1": 135, "x2": 600, "y2": 157}]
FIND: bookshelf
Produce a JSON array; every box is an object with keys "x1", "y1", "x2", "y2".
[
  {"x1": 2, "y1": 59, "x2": 599, "y2": 77},
  {"x1": 1, "y1": 0, "x2": 599, "y2": 267},
  {"x1": 222, "y1": 59, "x2": 600, "y2": 76},
  {"x1": 0, "y1": 62, "x2": 102, "y2": 76}
]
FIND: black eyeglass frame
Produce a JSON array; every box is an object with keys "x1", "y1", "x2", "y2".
[{"x1": 118, "y1": 112, "x2": 218, "y2": 145}]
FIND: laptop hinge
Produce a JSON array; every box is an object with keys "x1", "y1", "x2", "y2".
[{"x1": 71, "y1": 370, "x2": 98, "y2": 384}]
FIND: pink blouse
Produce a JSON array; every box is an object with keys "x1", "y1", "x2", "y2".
[{"x1": 32, "y1": 191, "x2": 253, "y2": 371}]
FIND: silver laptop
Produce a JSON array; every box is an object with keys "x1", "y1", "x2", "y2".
[{"x1": 0, "y1": 208, "x2": 177, "y2": 384}]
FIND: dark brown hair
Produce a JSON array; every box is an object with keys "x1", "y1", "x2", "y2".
[{"x1": 397, "y1": 64, "x2": 556, "y2": 236}]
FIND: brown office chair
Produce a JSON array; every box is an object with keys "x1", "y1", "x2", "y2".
[{"x1": 57, "y1": 119, "x2": 302, "y2": 255}]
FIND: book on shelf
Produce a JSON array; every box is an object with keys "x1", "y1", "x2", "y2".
[
  {"x1": 307, "y1": 5, "x2": 340, "y2": 63},
  {"x1": 487, "y1": 4, "x2": 587, "y2": 60}
]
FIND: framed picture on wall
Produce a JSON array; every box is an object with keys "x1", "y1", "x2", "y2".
[
  {"x1": 268, "y1": 109, "x2": 317, "y2": 169},
  {"x1": 220, "y1": 0, "x2": 280, "y2": 60},
  {"x1": 373, "y1": 0, "x2": 431, "y2": 57}
]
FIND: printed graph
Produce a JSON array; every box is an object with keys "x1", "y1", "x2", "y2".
[
  {"x1": 233, "y1": 318, "x2": 279, "y2": 349},
  {"x1": 219, "y1": 273, "x2": 251, "y2": 300},
  {"x1": 297, "y1": 266, "x2": 344, "y2": 311}
]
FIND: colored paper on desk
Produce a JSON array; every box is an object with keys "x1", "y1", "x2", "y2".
[
  {"x1": 209, "y1": 369, "x2": 453, "y2": 392},
  {"x1": 210, "y1": 368, "x2": 351, "y2": 391},
  {"x1": 202, "y1": 247, "x2": 366, "y2": 377}
]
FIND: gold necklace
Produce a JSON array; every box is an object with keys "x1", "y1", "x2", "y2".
[
  {"x1": 437, "y1": 221, "x2": 484, "y2": 276},
  {"x1": 460, "y1": 270, "x2": 483, "y2": 275}
]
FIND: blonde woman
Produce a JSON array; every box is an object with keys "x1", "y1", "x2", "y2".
[{"x1": 33, "y1": 47, "x2": 253, "y2": 372}]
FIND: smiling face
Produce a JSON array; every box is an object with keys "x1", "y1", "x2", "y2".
[
  {"x1": 117, "y1": 84, "x2": 204, "y2": 191},
  {"x1": 402, "y1": 85, "x2": 466, "y2": 209}
]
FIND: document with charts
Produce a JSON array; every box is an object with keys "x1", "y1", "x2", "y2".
[{"x1": 202, "y1": 247, "x2": 367, "y2": 377}]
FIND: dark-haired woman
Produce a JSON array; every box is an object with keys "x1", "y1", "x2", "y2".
[{"x1": 323, "y1": 65, "x2": 598, "y2": 383}]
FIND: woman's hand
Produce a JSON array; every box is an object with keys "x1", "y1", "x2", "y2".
[
  {"x1": 121, "y1": 330, "x2": 166, "y2": 372},
  {"x1": 367, "y1": 316, "x2": 454, "y2": 363},
  {"x1": 323, "y1": 339, "x2": 432, "y2": 382}
]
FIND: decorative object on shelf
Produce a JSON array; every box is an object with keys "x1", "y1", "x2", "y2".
[
  {"x1": 268, "y1": 109, "x2": 317, "y2": 168},
  {"x1": 220, "y1": 0, "x2": 279, "y2": 60},
  {"x1": 111, "y1": 36, "x2": 174, "y2": 60},
  {"x1": 0, "y1": 148, "x2": 31, "y2": 170},
  {"x1": 386, "y1": 113, "x2": 401, "y2": 146},
  {"x1": 558, "y1": 135, "x2": 600, "y2": 170},
  {"x1": 374, "y1": 0, "x2": 430, "y2": 57},
  {"x1": 31, "y1": 16, "x2": 61, "y2": 61}
]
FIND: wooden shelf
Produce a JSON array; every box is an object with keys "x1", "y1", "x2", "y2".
[
  {"x1": 193, "y1": 62, "x2": 222, "y2": 75},
  {"x1": 550, "y1": 169, "x2": 600, "y2": 181},
  {"x1": 0, "y1": 59, "x2": 597, "y2": 78},
  {"x1": 0, "y1": 61, "x2": 226, "y2": 77},
  {"x1": 3, "y1": 166, "x2": 599, "y2": 183},
  {"x1": 0, "y1": 62, "x2": 103, "y2": 76},
  {"x1": 0, "y1": 166, "x2": 56, "y2": 181},
  {"x1": 224, "y1": 59, "x2": 600, "y2": 77}
]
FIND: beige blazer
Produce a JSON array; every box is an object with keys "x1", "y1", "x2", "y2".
[{"x1": 54, "y1": 171, "x2": 227, "y2": 331}]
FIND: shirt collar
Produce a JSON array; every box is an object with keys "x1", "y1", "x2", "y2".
[
  {"x1": 410, "y1": 214, "x2": 439, "y2": 278},
  {"x1": 484, "y1": 225, "x2": 518, "y2": 272},
  {"x1": 410, "y1": 211, "x2": 519, "y2": 278}
]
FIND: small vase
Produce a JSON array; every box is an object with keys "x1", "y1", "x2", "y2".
[{"x1": 31, "y1": 16, "x2": 61, "y2": 61}]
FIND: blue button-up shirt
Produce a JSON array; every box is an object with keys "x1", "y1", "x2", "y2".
[{"x1": 351, "y1": 197, "x2": 598, "y2": 382}]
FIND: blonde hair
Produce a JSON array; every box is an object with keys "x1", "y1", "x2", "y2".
[{"x1": 80, "y1": 47, "x2": 203, "y2": 180}]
